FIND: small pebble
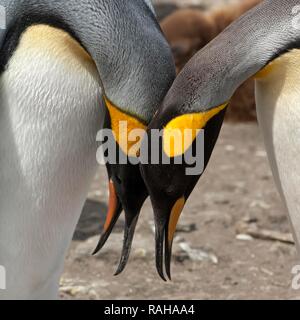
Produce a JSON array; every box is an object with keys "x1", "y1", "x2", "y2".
[{"x1": 236, "y1": 234, "x2": 254, "y2": 241}]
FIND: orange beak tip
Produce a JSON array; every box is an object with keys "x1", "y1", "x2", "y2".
[{"x1": 92, "y1": 180, "x2": 123, "y2": 256}]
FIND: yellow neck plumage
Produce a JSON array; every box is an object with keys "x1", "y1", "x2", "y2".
[
  {"x1": 163, "y1": 103, "x2": 228, "y2": 158},
  {"x1": 104, "y1": 97, "x2": 147, "y2": 158}
]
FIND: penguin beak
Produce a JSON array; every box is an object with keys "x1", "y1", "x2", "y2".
[
  {"x1": 152, "y1": 197, "x2": 186, "y2": 281},
  {"x1": 93, "y1": 163, "x2": 148, "y2": 276},
  {"x1": 114, "y1": 205, "x2": 141, "y2": 276},
  {"x1": 93, "y1": 178, "x2": 146, "y2": 276},
  {"x1": 93, "y1": 97, "x2": 149, "y2": 274},
  {"x1": 92, "y1": 180, "x2": 123, "y2": 256}
]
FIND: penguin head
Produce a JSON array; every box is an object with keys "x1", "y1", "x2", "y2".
[
  {"x1": 73, "y1": 0, "x2": 176, "y2": 276},
  {"x1": 91, "y1": 9, "x2": 176, "y2": 275},
  {"x1": 140, "y1": 93, "x2": 228, "y2": 280},
  {"x1": 93, "y1": 97, "x2": 149, "y2": 275}
]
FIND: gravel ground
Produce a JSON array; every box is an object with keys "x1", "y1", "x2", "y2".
[{"x1": 61, "y1": 123, "x2": 300, "y2": 300}]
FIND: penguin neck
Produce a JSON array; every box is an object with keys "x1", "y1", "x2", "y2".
[{"x1": 163, "y1": 0, "x2": 300, "y2": 114}]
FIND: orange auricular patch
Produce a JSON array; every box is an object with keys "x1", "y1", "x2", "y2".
[
  {"x1": 255, "y1": 61, "x2": 276, "y2": 79},
  {"x1": 163, "y1": 103, "x2": 228, "y2": 158},
  {"x1": 255, "y1": 49, "x2": 300, "y2": 80},
  {"x1": 104, "y1": 97, "x2": 147, "y2": 157},
  {"x1": 168, "y1": 197, "x2": 186, "y2": 245}
]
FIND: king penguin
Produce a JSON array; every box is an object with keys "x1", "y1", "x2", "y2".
[
  {"x1": 0, "y1": 0, "x2": 175, "y2": 299},
  {"x1": 138, "y1": 0, "x2": 300, "y2": 280}
]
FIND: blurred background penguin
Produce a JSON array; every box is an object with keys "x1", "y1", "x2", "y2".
[{"x1": 160, "y1": 0, "x2": 262, "y2": 121}]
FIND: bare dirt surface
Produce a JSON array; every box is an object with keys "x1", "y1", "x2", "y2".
[{"x1": 61, "y1": 123, "x2": 300, "y2": 300}]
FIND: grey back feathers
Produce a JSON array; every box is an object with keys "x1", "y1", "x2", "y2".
[
  {"x1": 0, "y1": 0, "x2": 175, "y2": 123},
  {"x1": 162, "y1": 0, "x2": 300, "y2": 115}
]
